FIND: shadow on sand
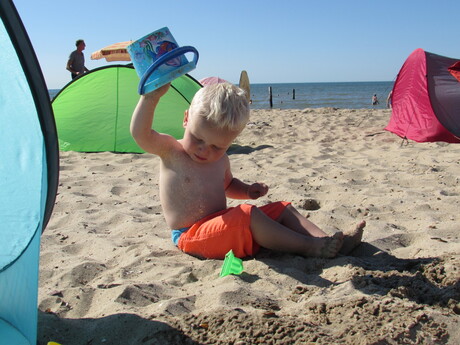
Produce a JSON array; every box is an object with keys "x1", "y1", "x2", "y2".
[
  {"x1": 227, "y1": 144, "x2": 273, "y2": 155},
  {"x1": 38, "y1": 311, "x2": 200, "y2": 345},
  {"x1": 254, "y1": 242, "x2": 458, "y2": 308}
]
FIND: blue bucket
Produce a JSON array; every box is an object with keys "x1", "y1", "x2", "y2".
[{"x1": 127, "y1": 27, "x2": 199, "y2": 94}]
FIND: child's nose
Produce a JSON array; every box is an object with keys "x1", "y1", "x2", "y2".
[{"x1": 197, "y1": 143, "x2": 209, "y2": 154}]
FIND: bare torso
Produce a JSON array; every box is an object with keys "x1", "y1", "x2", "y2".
[{"x1": 159, "y1": 143, "x2": 230, "y2": 229}]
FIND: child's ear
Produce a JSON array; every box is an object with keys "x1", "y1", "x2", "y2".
[{"x1": 183, "y1": 110, "x2": 189, "y2": 128}]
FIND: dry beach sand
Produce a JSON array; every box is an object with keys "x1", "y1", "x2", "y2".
[{"x1": 38, "y1": 108, "x2": 459, "y2": 344}]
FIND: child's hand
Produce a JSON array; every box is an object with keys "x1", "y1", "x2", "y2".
[
  {"x1": 248, "y1": 182, "x2": 269, "y2": 199},
  {"x1": 144, "y1": 83, "x2": 171, "y2": 99}
]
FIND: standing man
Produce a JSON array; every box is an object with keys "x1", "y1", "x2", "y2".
[
  {"x1": 372, "y1": 94, "x2": 379, "y2": 106},
  {"x1": 66, "y1": 39, "x2": 89, "y2": 79}
]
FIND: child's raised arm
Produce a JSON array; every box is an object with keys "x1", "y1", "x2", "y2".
[{"x1": 130, "y1": 83, "x2": 178, "y2": 156}]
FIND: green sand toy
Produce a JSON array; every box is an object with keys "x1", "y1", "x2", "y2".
[{"x1": 220, "y1": 250, "x2": 244, "y2": 277}]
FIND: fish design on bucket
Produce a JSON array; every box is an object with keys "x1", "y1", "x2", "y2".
[{"x1": 139, "y1": 38, "x2": 181, "y2": 67}]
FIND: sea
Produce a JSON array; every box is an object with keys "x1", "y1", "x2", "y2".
[
  {"x1": 248, "y1": 81, "x2": 393, "y2": 110},
  {"x1": 48, "y1": 81, "x2": 393, "y2": 110}
]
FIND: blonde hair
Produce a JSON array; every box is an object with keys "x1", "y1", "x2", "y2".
[{"x1": 189, "y1": 83, "x2": 249, "y2": 131}]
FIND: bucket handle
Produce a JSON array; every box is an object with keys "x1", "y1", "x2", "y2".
[{"x1": 138, "y1": 46, "x2": 199, "y2": 94}]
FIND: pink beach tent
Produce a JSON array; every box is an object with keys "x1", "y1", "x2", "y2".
[
  {"x1": 199, "y1": 76, "x2": 229, "y2": 86},
  {"x1": 385, "y1": 48, "x2": 460, "y2": 143}
]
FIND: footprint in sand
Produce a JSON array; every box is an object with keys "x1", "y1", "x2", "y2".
[
  {"x1": 64, "y1": 261, "x2": 107, "y2": 287},
  {"x1": 110, "y1": 186, "x2": 124, "y2": 196},
  {"x1": 115, "y1": 284, "x2": 169, "y2": 307}
]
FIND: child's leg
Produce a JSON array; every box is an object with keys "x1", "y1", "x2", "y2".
[
  {"x1": 277, "y1": 204, "x2": 366, "y2": 255},
  {"x1": 250, "y1": 207, "x2": 343, "y2": 258},
  {"x1": 277, "y1": 204, "x2": 366, "y2": 244},
  {"x1": 277, "y1": 204, "x2": 330, "y2": 237}
]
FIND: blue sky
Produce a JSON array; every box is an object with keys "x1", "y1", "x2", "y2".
[{"x1": 13, "y1": 0, "x2": 459, "y2": 89}]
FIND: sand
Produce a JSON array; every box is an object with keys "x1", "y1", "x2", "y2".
[{"x1": 38, "y1": 108, "x2": 460, "y2": 345}]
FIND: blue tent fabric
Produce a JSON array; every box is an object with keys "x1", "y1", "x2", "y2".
[{"x1": 0, "y1": 1, "x2": 59, "y2": 344}]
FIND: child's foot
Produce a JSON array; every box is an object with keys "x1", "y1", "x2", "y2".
[
  {"x1": 339, "y1": 220, "x2": 366, "y2": 255},
  {"x1": 317, "y1": 231, "x2": 344, "y2": 258}
]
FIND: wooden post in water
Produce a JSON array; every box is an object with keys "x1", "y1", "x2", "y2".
[
  {"x1": 269, "y1": 86, "x2": 273, "y2": 108},
  {"x1": 292, "y1": 89, "x2": 295, "y2": 100}
]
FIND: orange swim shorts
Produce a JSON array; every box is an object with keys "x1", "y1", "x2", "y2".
[{"x1": 177, "y1": 201, "x2": 290, "y2": 259}]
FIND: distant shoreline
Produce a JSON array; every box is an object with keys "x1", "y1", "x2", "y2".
[{"x1": 49, "y1": 81, "x2": 393, "y2": 110}]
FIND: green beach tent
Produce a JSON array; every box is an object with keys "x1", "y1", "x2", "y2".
[{"x1": 52, "y1": 65, "x2": 201, "y2": 153}]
